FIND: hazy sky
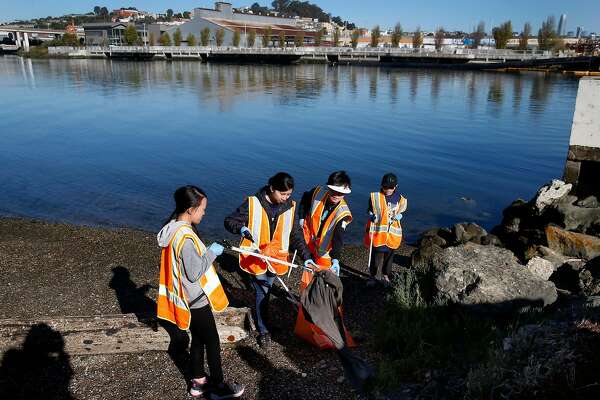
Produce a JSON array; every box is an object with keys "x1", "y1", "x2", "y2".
[{"x1": 2, "y1": 1, "x2": 599, "y2": 33}]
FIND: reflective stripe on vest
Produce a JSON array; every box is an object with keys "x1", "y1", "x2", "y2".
[
  {"x1": 157, "y1": 225, "x2": 229, "y2": 330},
  {"x1": 303, "y1": 186, "x2": 352, "y2": 267},
  {"x1": 364, "y1": 192, "x2": 405, "y2": 250},
  {"x1": 239, "y1": 196, "x2": 295, "y2": 275}
]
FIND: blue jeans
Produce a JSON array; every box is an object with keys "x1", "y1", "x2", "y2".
[{"x1": 250, "y1": 272, "x2": 276, "y2": 334}]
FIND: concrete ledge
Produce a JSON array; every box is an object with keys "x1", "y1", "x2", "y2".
[{"x1": 567, "y1": 145, "x2": 600, "y2": 162}]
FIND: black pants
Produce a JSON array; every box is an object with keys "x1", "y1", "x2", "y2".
[
  {"x1": 369, "y1": 248, "x2": 394, "y2": 278},
  {"x1": 189, "y1": 305, "x2": 223, "y2": 383}
]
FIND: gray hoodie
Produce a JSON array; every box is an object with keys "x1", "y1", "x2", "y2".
[{"x1": 157, "y1": 220, "x2": 218, "y2": 309}]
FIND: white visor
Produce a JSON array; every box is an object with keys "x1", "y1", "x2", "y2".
[{"x1": 327, "y1": 184, "x2": 352, "y2": 194}]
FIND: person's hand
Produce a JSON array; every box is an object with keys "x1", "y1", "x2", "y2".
[
  {"x1": 299, "y1": 219, "x2": 305, "y2": 228},
  {"x1": 330, "y1": 259, "x2": 340, "y2": 276},
  {"x1": 208, "y1": 242, "x2": 224, "y2": 256},
  {"x1": 240, "y1": 227, "x2": 254, "y2": 243},
  {"x1": 369, "y1": 213, "x2": 377, "y2": 223},
  {"x1": 304, "y1": 259, "x2": 317, "y2": 270},
  {"x1": 393, "y1": 213, "x2": 403, "y2": 222}
]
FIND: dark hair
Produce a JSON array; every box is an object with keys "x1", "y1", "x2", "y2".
[
  {"x1": 327, "y1": 170, "x2": 351, "y2": 188},
  {"x1": 381, "y1": 173, "x2": 398, "y2": 189},
  {"x1": 268, "y1": 172, "x2": 294, "y2": 192},
  {"x1": 164, "y1": 185, "x2": 207, "y2": 227}
]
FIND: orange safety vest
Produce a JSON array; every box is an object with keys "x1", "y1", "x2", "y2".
[
  {"x1": 363, "y1": 192, "x2": 406, "y2": 250},
  {"x1": 239, "y1": 196, "x2": 296, "y2": 276},
  {"x1": 157, "y1": 225, "x2": 229, "y2": 330},
  {"x1": 302, "y1": 186, "x2": 353, "y2": 269}
]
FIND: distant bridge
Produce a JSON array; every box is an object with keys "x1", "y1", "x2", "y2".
[{"x1": 0, "y1": 27, "x2": 67, "y2": 52}]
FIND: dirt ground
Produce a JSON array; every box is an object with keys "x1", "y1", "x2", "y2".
[{"x1": 0, "y1": 217, "x2": 415, "y2": 400}]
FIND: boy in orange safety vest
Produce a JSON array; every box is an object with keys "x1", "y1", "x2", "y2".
[{"x1": 364, "y1": 173, "x2": 407, "y2": 288}]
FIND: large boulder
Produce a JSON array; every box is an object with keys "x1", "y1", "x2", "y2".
[
  {"x1": 579, "y1": 256, "x2": 600, "y2": 296},
  {"x1": 533, "y1": 180, "x2": 572, "y2": 215},
  {"x1": 451, "y1": 222, "x2": 487, "y2": 245},
  {"x1": 429, "y1": 243, "x2": 557, "y2": 311},
  {"x1": 526, "y1": 257, "x2": 555, "y2": 280},
  {"x1": 545, "y1": 225, "x2": 600, "y2": 259}
]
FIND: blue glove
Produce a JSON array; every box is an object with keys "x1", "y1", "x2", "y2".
[
  {"x1": 330, "y1": 259, "x2": 340, "y2": 276},
  {"x1": 299, "y1": 219, "x2": 305, "y2": 228},
  {"x1": 240, "y1": 226, "x2": 254, "y2": 243},
  {"x1": 369, "y1": 213, "x2": 377, "y2": 223},
  {"x1": 393, "y1": 213, "x2": 403, "y2": 222},
  {"x1": 304, "y1": 259, "x2": 317, "y2": 270},
  {"x1": 208, "y1": 242, "x2": 224, "y2": 256}
]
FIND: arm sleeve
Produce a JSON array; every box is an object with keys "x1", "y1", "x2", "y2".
[
  {"x1": 367, "y1": 197, "x2": 373, "y2": 214},
  {"x1": 329, "y1": 217, "x2": 349, "y2": 260},
  {"x1": 224, "y1": 198, "x2": 249, "y2": 234},
  {"x1": 298, "y1": 188, "x2": 315, "y2": 220},
  {"x1": 398, "y1": 196, "x2": 408, "y2": 213},
  {"x1": 290, "y1": 217, "x2": 312, "y2": 261},
  {"x1": 181, "y1": 239, "x2": 218, "y2": 282}
]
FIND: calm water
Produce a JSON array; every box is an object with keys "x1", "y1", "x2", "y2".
[{"x1": 0, "y1": 56, "x2": 579, "y2": 243}]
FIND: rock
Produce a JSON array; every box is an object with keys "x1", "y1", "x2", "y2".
[
  {"x1": 533, "y1": 180, "x2": 572, "y2": 214},
  {"x1": 430, "y1": 243, "x2": 557, "y2": 311},
  {"x1": 526, "y1": 257, "x2": 555, "y2": 280},
  {"x1": 452, "y1": 222, "x2": 487, "y2": 245},
  {"x1": 545, "y1": 225, "x2": 600, "y2": 259},
  {"x1": 553, "y1": 201, "x2": 600, "y2": 236},
  {"x1": 550, "y1": 260, "x2": 586, "y2": 293},
  {"x1": 411, "y1": 240, "x2": 444, "y2": 270},
  {"x1": 535, "y1": 246, "x2": 569, "y2": 268},
  {"x1": 481, "y1": 234, "x2": 502, "y2": 247},
  {"x1": 502, "y1": 199, "x2": 530, "y2": 219},
  {"x1": 336, "y1": 376, "x2": 345, "y2": 383},
  {"x1": 576, "y1": 196, "x2": 599, "y2": 208},
  {"x1": 418, "y1": 234, "x2": 447, "y2": 248}
]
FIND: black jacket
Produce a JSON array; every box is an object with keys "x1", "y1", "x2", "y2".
[
  {"x1": 224, "y1": 186, "x2": 312, "y2": 261},
  {"x1": 299, "y1": 187, "x2": 350, "y2": 261}
]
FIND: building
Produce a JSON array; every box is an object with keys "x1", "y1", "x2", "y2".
[
  {"x1": 149, "y1": 2, "x2": 316, "y2": 47},
  {"x1": 557, "y1": 14, "x2": 567, "y2": 37},
  {"x1": 83, "y1": 22, "x2": 149, "y2": 46}
]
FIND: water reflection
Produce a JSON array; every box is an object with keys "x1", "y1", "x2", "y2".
[{"x1": 0, "y1": 57, "x2": 578, "y2": 242}]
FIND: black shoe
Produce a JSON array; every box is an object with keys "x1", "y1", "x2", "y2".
[
  {"x1": 210, "y1": 382, "x2": 245, "y2": 399},
  {"x1": 257, "y1": 333, "x2": 271, "y2": 349}
]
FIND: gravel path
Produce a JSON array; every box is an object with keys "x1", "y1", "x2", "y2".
[{"x1": 0, "y1": 218, "x2": 415, "y2": 400}]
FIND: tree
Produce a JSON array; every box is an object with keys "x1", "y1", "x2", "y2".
[
  {"x1": 295, "y1": 32, "x2": 304, "y2": 47},
  {"x1": 173, "y1": 28, "x2": 182, "y2": 46},
  {"x1": 370, "y1": 25, "x2": 381, "y2": 47},
  {"x1": 332, "y1": 27, "x2": 340, "y2": 47},
  {"x1": 159, "y1": 32, "x2": 171, "y2": 46},
  {"x1": 391, "y1": 23, "x2": 403, "y2": 48},
  {"x1": 186, "y1": 33, "x2": 196, "y2": 47},
  {"x1": 124, "y1": 25, "x2": 139, "y2": 46},
  {"x1": 166, "y1": 9, "x2": 174, "y2": 20},
  {"x1": 315, "y1": 27, "x2": 325, "y2": 46},
  {"x1": 61, "y1": 33, "x2": 80, "y2": 47},
  {"x1": 100, "y1": 7, "x2": 108, "y2": 16},
  {"x1": 351, "y1": 29, "x2": 360, "y2": 49},
  {"x1": 248, "y1": 29, "x2": 256, "y2": 47},
  {"x1": 200, "y1": 27, "x2": 210, "y2": 46},
  {"x1": 183, "y1": 11, "x2": 191, "y2": 19},
  {"x1": 471, "y1": 21, "x2": 485, "y2": 48},
  {"x1": 262, "y1": 26, "x2": 272, "y2": 47},
  {"x1": 215, "y1": 28, "x2": 225, "y2": 46},
  {"x1": 492, "y1": 20, "x2": 512, "y2": 49},
  {"x1": 93, "y1": 6, "x2": 101, "y2": 16},
  {"x1": 518, "y1": 22, "x2": 531, "y2": 50},
  {"x1": 148, "y1": 32, "x2": 155, "y2": 46},
  {"x1": 233, "y1": 29, "x2": 241, "y2": 47},
  {"x1": 538, "y1": 16, "x2": 557, "y2": 51},
  {"x1": 412, "y1": 27, "x2": 423, "y2": 48},
  {"x1": 434, "y1": 27, "x2": 445, "y2": 50},
  {"x1": 278, "y1": 31, "x2": 286, "y2": 48}
]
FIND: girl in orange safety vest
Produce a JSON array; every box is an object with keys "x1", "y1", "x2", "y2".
[
  {"x1": 157, "y1": 186, "x2": 244, "y2": 399},
  {"x1": 364, "y1": 173, "x2": 407, "y2": 288},
  {"x1": 296, "y1": 171, "x2": 355, "y2": 350},
  {"x1": 224, "y1": 172, "x2": 313, "y2": 349}
]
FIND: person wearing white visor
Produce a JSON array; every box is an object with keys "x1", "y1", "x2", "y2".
[{"x1": 298, "y1": 171, "x2": 353, "y2": 276}]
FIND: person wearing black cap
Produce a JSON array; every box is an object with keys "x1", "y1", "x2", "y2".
[{"x1": 364, "y1": 173, "x2": 407, "y2": 287}]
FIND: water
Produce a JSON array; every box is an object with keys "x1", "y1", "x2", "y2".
[{"x1": 0, "y1": 56, "x2": 579, "y2": 243}]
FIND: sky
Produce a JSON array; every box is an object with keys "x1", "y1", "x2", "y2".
[{"x1": 1, "y1": 1, "x2": 599, "y2": 33}]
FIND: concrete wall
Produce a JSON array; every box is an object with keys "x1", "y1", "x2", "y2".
[
  {"x1": 193, "y1": 3, "x2": 293, "y2": 26},
  {"x1": 570, "y1": 77, "x2": 600, "y2": 148},
  {"x1": 564, "y1": 77, "x2": 600, "y2": 198}
]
